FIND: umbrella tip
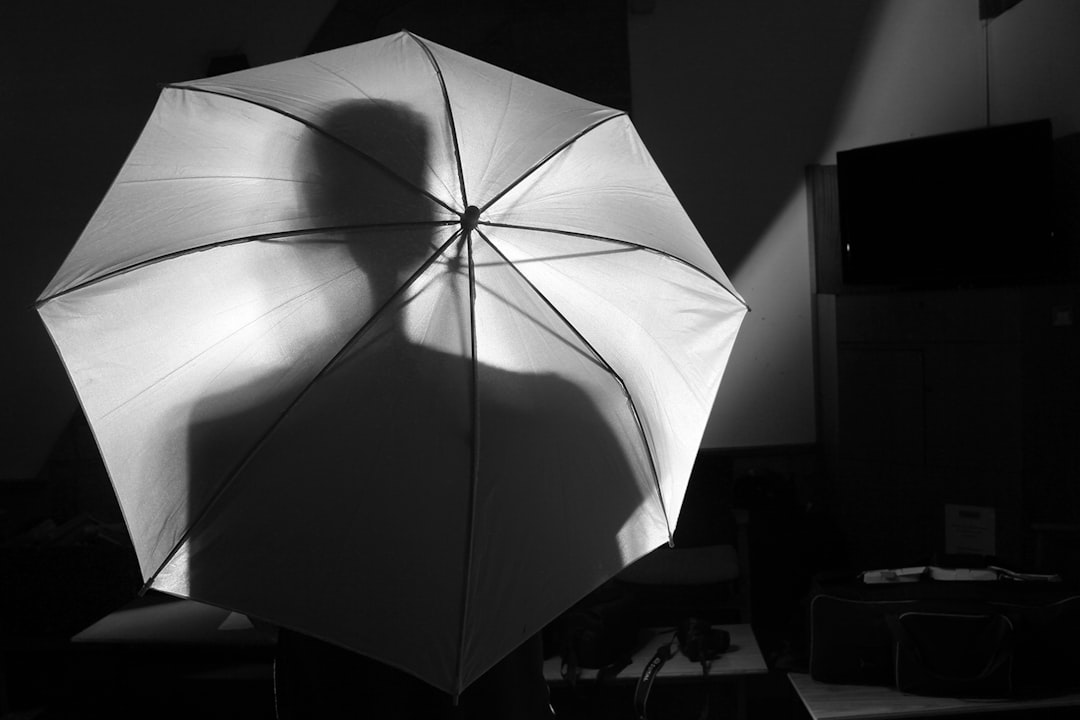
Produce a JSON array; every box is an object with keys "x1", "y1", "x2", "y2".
[{"x1": 460, "y1": 205, "x2": 480, "y2": 235}]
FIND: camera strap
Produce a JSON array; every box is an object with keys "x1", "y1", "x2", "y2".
[
  {"x1": 635, "y1": 621, "x2": 729, "y2": 720},
  {"x1": 634, "y1": 632, "x2": 676, "y2": 720}
]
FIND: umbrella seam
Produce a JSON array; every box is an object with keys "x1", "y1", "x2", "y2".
[
  {"x1": 461, "y1": 267, "x2": 608, "y2": 370},
  {"x1": 139, "y1": 229, "x2": 467, "y2": 592},
  {"x1": 164, "y1": 83, "x2": 459, "y2": 215},
  {"x1": 478, "y1": 113, "x2": 625, "y2": 214},
  {"x1": 35, "y1": 221, "x2": 457, "y2": 306},
  {"x1": 481, "y1": 221, "x2": 750, "y2": 310},
  {"x1": 475, "y1": 228, "x2": 672, "y2": 543},
  {"x1": 405, "y1": 32, "x2": 471, "y2": 210},
  {"x1": 473, "y1": 74, "x2": 515, "y2": 200},
  {"x1": 302, "y1": 55, "x2": 464, "y2": 206},
  {"x1": 98, "y1": 265, "x2": 363, "y2": 423}
]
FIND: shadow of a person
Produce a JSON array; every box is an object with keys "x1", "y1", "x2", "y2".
[{"x1": 175, "y1": 99, "x2": 663, "y2": 717}]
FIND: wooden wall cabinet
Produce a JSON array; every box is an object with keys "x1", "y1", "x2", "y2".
[{"x1": 809, "y1": 166, "x2": 1080, "y2": 570}]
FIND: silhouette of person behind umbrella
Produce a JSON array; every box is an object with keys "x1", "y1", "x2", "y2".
[{"x1": 183, "y1": 99, "x2": 657, "y2": 718}]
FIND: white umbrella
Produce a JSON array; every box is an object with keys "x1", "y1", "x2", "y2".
[{"x1": 37, "y1": 31, "x2": 746, "y2": 695}]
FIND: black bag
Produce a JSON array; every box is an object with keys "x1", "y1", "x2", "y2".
[
  {"x1": 808, "y1": 574, "x2": 1080, "y2": 698},
  {"x1": 889, "y1": 610, "x2": 1015, "y2": 698}
]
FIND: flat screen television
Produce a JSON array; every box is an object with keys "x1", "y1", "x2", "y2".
[{"x1": 837, "y1": 119, "x2": 1057, "y2": 289}]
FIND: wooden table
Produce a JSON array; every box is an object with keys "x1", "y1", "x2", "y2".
[
  {"x1": 543, "y1": 623, "x2": 766, "y2": 683},
  {"x1": 68, "y1": 593, "x2": 278, "y2": 715},
  {"x1": 72, "y1": 591, "x2": 275, "y2": 648},
  {"x1": 544, "y1": 624, "x2": 766, "y2": 719},
  {"x1": 74, "y1": 598, "x2": 769, "y2": 716},
  {"x1": 788, "y1": 672, "x2": 1080, "y2": 719}
]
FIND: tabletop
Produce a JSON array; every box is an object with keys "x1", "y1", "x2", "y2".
[
  {"x1": 788, "y1": 672, "x2": 1080, "y2": 719},
  {"x1": 543, "y1": 623, "x2": 766, "y2": 684}
]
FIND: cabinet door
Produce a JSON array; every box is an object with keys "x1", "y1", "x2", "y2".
[
  {"x1": 837, "y1": 347, "x2": 924, "y2": 463},
  {"x1": 922, "y1": 344, "x2": 1023, "y2": 473},
  {"x1": 835, "y1": 348, "x2": 931, "y2": 566}
]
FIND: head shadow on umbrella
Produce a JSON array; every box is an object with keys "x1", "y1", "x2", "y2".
[{"x1": 166, "y1": 98, "x2": 665, "y2": 689}]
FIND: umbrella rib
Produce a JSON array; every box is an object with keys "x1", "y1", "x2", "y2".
[
  {"x1": 482, "y1": 221, "x2": 750, "y2": 310},
  {"x1": 476, "y1": 228, "x2": 673, "y2": 543},
  {"x1": 478, "y1": 113, "x2": 624, "y2": 215},
  {"x1": 164, "y1": 83, "x2": 459, "y2": 215},
  {"x1": 35, "y1": 221, "x2": 456, "y2": 307},
  {"x1": 456, "y1": 225, "x2": 481, "y2": 699},
  {"x1": 140, "y1": 230, "x2": 466, "y2": 591},
  {"x1": 406, "y1": 32, "x2": 470, "y2": 209},
  {"x1": 407, "y1": 32, "x2": 481, "y2": 692}
]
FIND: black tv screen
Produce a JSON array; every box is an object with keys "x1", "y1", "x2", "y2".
[{"x1": 837, "y1": 119, "x2": 1056, "y2": 289}]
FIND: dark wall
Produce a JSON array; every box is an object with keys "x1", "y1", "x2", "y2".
[{"x1": 306, "y1": 0, "x2": 632, "y2": 111}]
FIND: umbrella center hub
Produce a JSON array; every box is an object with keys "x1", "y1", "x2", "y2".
[{"x1": 460, "y1": 205, "x2": 480, "y2": 235}]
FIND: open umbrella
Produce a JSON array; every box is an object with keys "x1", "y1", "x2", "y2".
[{"x1": 36, "y1": 31, "x2": 746, "y2": 695}]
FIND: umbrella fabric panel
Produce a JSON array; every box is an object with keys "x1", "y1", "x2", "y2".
[
  {"x1": 42, "y1": 87, "x2": 453, "y2": 301},
  {"x1": 461, "y1": 236, "x2": 669, "y2": 686},
  {"x1": 179, "y1": 33, "x2": 464, "y2": 212},
  {"x1": 152, "y1": 240, "x2": 477, "y2": 692},
  {"x1": 481, "y1": 114, "x2": 740, "y2": 301},
  {"x1": 35, "y1": 28, "x2": 750, "y2": 699},
  {"x1": 481, "y1": 226, "x2": 746, "y2": 531},
  {"x1": 420, "y1": 37, "x2": 622, "y2": 210},
  {"x1": 39, "y1": 227, "x2": 453, "y2": 579}
]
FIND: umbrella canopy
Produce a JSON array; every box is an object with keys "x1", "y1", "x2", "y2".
[{"x1": 37, "y1": 31, "x2": 746, "y2": 694}]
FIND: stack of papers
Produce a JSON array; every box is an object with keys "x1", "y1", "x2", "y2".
[
  {"x1": 861, "y1": 565, "x2": 1061, "y2": 584},
  {"x1": 862, "y1": 566, "x2": 927, "y2": 583}
]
